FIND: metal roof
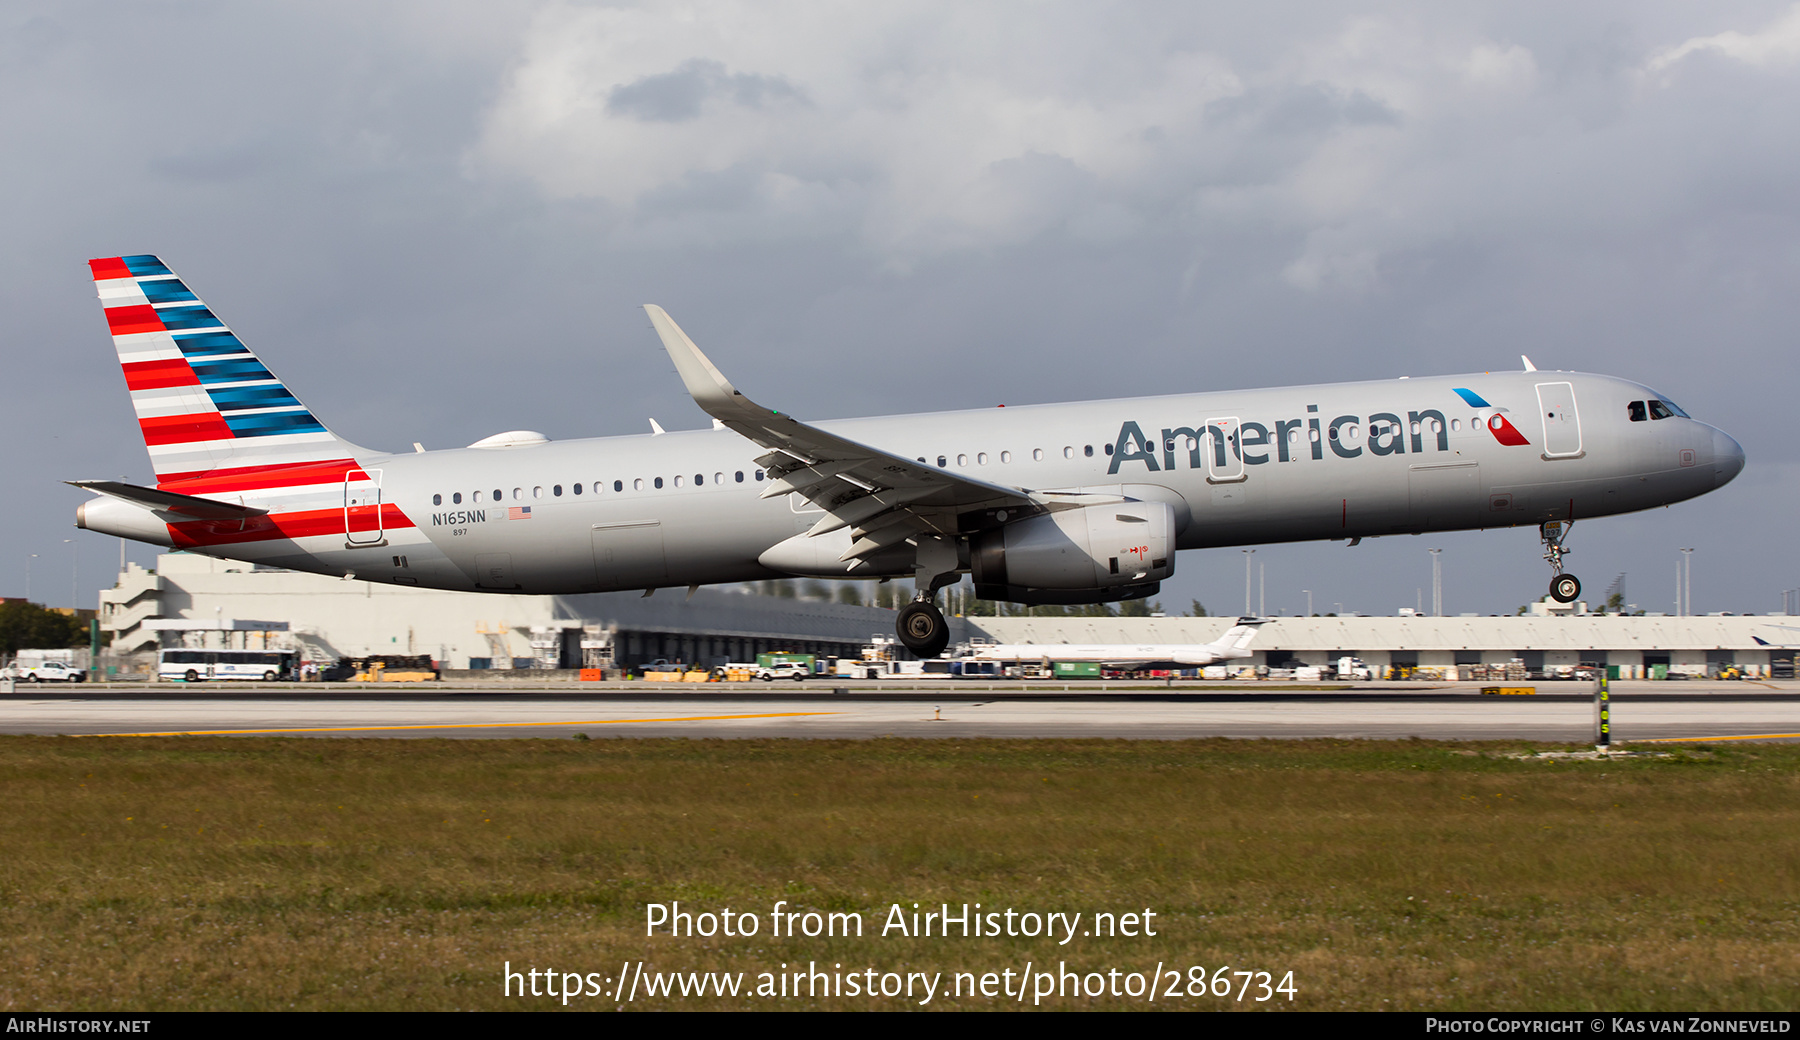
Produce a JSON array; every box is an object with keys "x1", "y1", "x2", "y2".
[{"x1": 965, "y1": 615, "x2": 1793, "y2": 652}]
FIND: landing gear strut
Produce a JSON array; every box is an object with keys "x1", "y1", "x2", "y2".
[
  {"x1": 1541, "y1": 521, "x2": 1581, "y2": 604},
  {"x1": 896, "y1": 535, "x2": 958, "y2": 659}
]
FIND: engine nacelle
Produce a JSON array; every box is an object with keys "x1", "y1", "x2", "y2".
[{"x1": 971, "y1": 501, "x2": 1175, "y2": 604}]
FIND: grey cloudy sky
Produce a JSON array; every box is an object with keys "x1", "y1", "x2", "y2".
[{"x1": 4, "y1": 2, "x2": 1796, "y2": 616}]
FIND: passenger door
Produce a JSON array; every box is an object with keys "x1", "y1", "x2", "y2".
[
  {"x1": 344, "y1": 469, "x2": 385, "y2": 545},
  {"x1": 1535, "y1": 382, "x2": 1583, "y2": 458}
]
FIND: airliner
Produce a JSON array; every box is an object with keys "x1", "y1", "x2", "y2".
[
  {"x1": 72, "y1": 255, "x2": 1745, "y2": 658},
  {"x1": 962, "y1": 617, "x2": 1269, "y2": 670}
]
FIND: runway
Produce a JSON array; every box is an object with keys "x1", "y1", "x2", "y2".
[{"x1": 4, "y1": 683, "x2": 1799, "y2": 742}]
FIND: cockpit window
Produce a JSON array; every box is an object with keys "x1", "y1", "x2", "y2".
[
  {"x1": 1647, "y1": 400, "x2": 1681, "y2": 420},
  {"x1": 1628, "y1": 401, "x2": 1647, "y2": 422}
]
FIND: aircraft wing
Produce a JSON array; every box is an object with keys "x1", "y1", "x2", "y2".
[
  {"x1": 646, "y1": 305, "x2": 1088, "y2": 567},
  {"x1": 66, "y1": 480, "x2": 268, "y2": 520}
]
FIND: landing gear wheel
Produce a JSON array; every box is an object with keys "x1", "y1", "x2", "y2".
[
  {"x1": 897, "y1": 601, "x2": 950, "y2": 659},
  {"x1": 1550, "y1": 574, "x2": 1581, "y2": 604}
]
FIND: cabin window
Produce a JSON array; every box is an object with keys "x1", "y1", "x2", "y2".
[
  {"x1": 714, "y1": 472, "x2": 723, "y2": 485},
  {"x1": 1451, "y1": 419, "x2": 1461, "y2": 431},
  {"x1": 615, "y1": 480, "x2": 625, "y2": 492},
  {"x1": 654, "y1": 477, "x2": 664, "y2": 489},
  {"x1": 977, "y1": 452, "x2": 988, "y2": 465},
  {"x1": 633, "y1": 478, "x2": 644, "y2": 491},
  {"x1": 1083, "y1": 445, "x2": 1094, "y2": 457},
  {"x1": 1103, "y1": 444, "x2": 1113, "y2": 456},
  {"x1": 432, "y1": 494, "x2": 441, "y2": 506},
  {"x1": 512, "y1": 488, "x2": 523, "y2": 500},
  {"x1": 553, "y1": 485, "x2": 563, "y2": 497},
  {"x1": 493, "y1": 489, "x2": 503, "y2": 501},
  {"x1": 957, "y1": 454, "x2": 968, "y2": 466},
  {"x1": 453, "y1": 492, "x2": 463, "y2": 504},
  {"x1": 473, "y1": 490, "x2": 484, "y2": 503},
  {"x1": 673, "y1": 474, "x2": 685, "y2": 488},
  {"x1": 735, "y1": 471, "x2": 744, "y2": 483},
  {"x1": 937, "y1": 456, "x2": 947, "y2": 468},
  {"x1": 1033, "y1": 448, "x2": 1044, "y2": 461},
  {"x1": 1003, "y1": 451, "x2": 1014, "y2": 463},
  {"x1": 533, "y1": 486, "x2": 543, "y2": 499},
  {"x1": 755, "y1": 470, "x2": 765, "y2": 481}
]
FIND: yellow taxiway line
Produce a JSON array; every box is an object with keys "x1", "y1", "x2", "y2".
[
  {"x1": 1631, "y1": 732, "x2": 1800, "y2": 744},
  {"x1": 89, "y1": 711, "x2": 841, "y2": 738}
]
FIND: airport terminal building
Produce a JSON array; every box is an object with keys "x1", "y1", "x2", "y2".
[
  {"x1": 100, "y1": 553, "x2": 902, "y2": 673},
  {"x1": 98, "y1": 553, "x2": 1792, "y2": 678}
]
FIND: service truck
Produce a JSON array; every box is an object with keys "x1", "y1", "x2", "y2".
[{"x1": 2, "y1": 650, "x2": 87, "y2": 683}]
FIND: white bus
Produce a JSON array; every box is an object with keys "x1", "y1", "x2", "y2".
[{"x1": 159, "y1": 649, "x2": 297, "y2": 682}]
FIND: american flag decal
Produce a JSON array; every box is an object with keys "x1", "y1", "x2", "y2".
[{"x1": 509, "y1": 506, "x2": 532, "y2": 520}]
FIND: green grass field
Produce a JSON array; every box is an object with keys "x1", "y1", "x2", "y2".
[{"x1": 0, "y1": 736, "x2": 1794, "y2": 1010}]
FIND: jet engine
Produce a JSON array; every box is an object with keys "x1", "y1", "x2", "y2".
[{"x1": 970, "y1": 501, "x2": 1174, "y2": 605}]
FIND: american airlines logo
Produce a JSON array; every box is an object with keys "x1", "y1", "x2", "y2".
[{"x1": 1107, "y1": 390, "x2": 1530, "y2": 475}]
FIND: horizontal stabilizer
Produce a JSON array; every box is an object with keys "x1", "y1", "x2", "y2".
[{"x1": 66, "y1": 479, "x2": 267, "y2": 520}]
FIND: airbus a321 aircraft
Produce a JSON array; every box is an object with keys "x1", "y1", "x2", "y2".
[
  {"x1": 963, "y1": 617, "x2": 1269, "y2": 670},
  {"x1": 72, "y1": 255, "x2": 1745, "y2": 658}
]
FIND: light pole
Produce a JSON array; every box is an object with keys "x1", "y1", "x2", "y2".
[
  {"x1": 1679, "y1": 548, "x2": 1694, "y2": 616},
  {"x1": 25, "y1": 554, "x2": 37, "y2": 603},
  {"x1": 64, "y1": 539, "x2": 78, "y2": 612},
  {"x1": 1302, "y1": 589, "x2": 1313, "y2": 617},
  {"x1": 1428, "y1": 548, "x2": 1443, "y2": 617},
  {"x1": 1242, "y1": 549, "x2": 1255, "y2": 616}
]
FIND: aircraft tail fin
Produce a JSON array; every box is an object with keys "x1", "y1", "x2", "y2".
[
  {"x1": 89, "y1": 255, "x2": 365, "y2": 488},
  {"x1": 1215, "y1": 616, "x2": 1269, "y2": 656}
]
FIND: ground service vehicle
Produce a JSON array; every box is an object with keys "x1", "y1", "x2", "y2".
[
  {"x1": 158, "y1": 649, "x2": 296, "y2": 682},
  {"x1": 2, "y1": 659, "x2": 86, "y2": 683}
]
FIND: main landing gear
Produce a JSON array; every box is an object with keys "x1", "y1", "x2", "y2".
[
  {"x1": 897, "y1": 599, "x2": 950, "y2": 659},
  {"x1": 895, "y1": 535, "x2": 957, "y2": 659},
  {"x1": 1541, "y1": 520, "x2": 1581, "y2": 604}
]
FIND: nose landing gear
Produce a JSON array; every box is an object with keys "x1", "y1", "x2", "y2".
[{"x1": 1542, "y1": 521, "x2": 1581, "y2": 603}]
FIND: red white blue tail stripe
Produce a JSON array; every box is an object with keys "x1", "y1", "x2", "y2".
[{"x1": 90, "y1": 254, "x2": 359, "y2": 485}]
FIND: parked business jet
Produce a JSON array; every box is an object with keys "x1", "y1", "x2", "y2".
[
  {"x1": 962, "y1": 617, "x2": 1269, "y2": 670},
  {"x1": 73, "y1": 255, "x2": 1745, "y2": 658}
]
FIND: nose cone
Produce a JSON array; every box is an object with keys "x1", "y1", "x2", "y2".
[{"x1": 1712, "y1": 427, "x2": 1745, "y2": 488}]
